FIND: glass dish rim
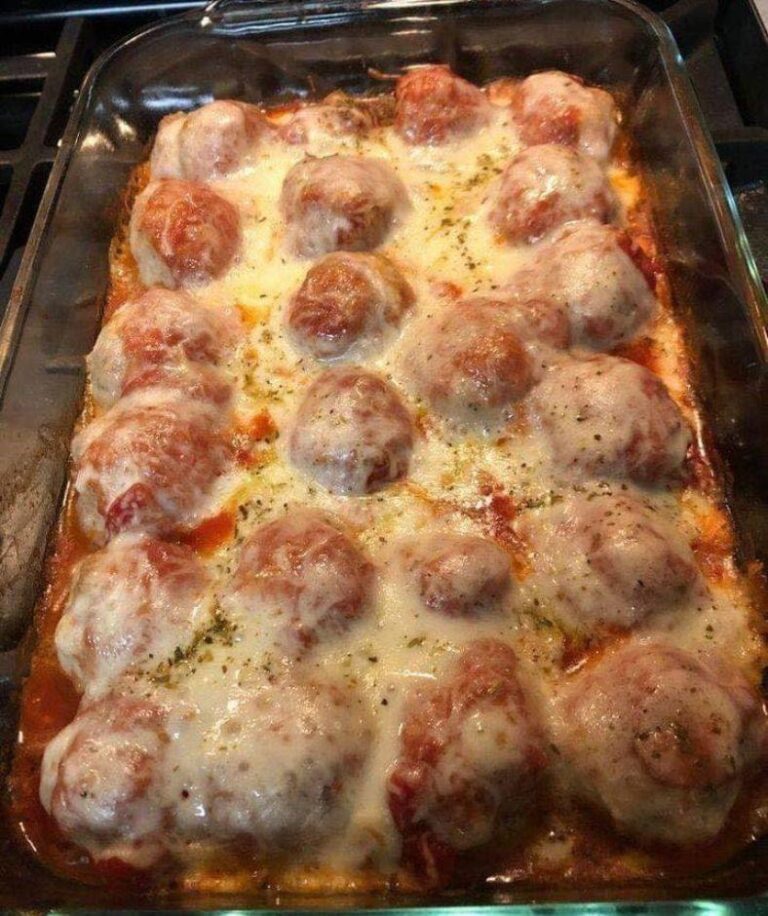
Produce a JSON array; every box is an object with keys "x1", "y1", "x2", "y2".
[{"x1": 2, "y1": 0, "x2": 767, "y2": 910}]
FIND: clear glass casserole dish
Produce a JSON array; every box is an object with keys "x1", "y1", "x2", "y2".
[{"x1": 1, "y1": 0, "x2": 767, "y2": 908}]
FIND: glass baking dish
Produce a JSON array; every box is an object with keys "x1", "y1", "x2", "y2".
[{"x1": 1, "y1": 0, "x2": 767, "y2": 908}]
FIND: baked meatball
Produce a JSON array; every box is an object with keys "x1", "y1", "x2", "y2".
[
  {"x1": 130, "y1": 179, "x2": 241, "y2": 288},
  {"x1": 290, "y1": 367, "x2": 413, "y2": 495},
  {"x1": 167, "y1": 675, "x2": 370, "y2": 849},
  {"x1": 401, "y1": 298, "x2": 536, "y2": 425},
  {"x1": 73, "y1": 390, "x2": 232, "y2": 543},
  {"x1": 388, "y1": 639, "x2": 546, "y2": 882},
  {"x1": 489, "y1": 144, "x2": 616, "y2": 244},
  {"x1": 516, "y1": 495, "x2": 697, "y2": 633},
  {"x1": 495, "y1": 294, "x2": 571, "y2": 350},
  {"x1": 398, "y1": 533, "x2": 512, "y2": 617},
  {"x1": 228, "y1": 510, "x2": 372, "y2": 655},
  {"x1": 509, "y1": 222, "x2": 656, "y2": 349},
  {"x1": 150, "y1": 100, "x2": 268, "y2": 182},
  {"x1": 394, "y1": 65, "x2": 491, "y2": 145},
  {"x1": 88, "y1": 287, "x2": 241, "y2": 409},
  {"x1": 528, "y1": 355, "x2": 690, "y2": 483},
  {"x1": 558, "y1": 641, "x2": 767, "y2": 845},
  {"x1": 512, "y1": 71, "x2": 618, "y2": 162},
  {"x1": 40, "y1": 695, "x2": 167, "y2": 867},
  {"x1": 287, "y1": 252, "x2": 414, "y2": 360},
  {"x1": 121, "y1": 362, "x2": 233, "y2": 407},
  {"x1": 280, "y1": 155, "x2": 409, "y2": 258},
  {"x1": 55, "y1": 533, "x2": 211, "y2": 696},
  {"x1": 280, "y1": 93, "x2": 390, "y2": 145}
]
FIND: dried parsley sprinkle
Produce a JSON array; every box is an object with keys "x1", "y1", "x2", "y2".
[{"x1": 151, "y1": 612, "x2": 237, "y2": 686}]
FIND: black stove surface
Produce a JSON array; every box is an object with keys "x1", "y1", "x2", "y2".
[{"x1": 0, "y1": 0, "x2": 766, "y2": 313}]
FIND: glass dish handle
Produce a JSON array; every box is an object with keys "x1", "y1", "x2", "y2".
[
  {"x1": 201, "y1": 0, "x2": 241, "y2": 20},
  {"x1": 200, "y1": 0, "x2": 397, "y2": 26}
]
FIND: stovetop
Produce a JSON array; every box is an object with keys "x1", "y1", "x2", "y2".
[{"x1": 0, "y1": 0, "x2": 767, "y2": 316}]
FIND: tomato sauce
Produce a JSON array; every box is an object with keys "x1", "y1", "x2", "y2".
[
  {"x1": 613, "y1": 335, "x2": 658, "y2": 372},
  {"x1": 7, "y1": 497, "x2": 115, "y2": 886},
  {"x1": 177, "y1": 509, "x2": 236, "y2": 554}
]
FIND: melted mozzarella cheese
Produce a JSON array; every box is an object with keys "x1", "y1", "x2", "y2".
[{"x1": 59, "y1": 94, "x2": 766, "y2": 882}]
